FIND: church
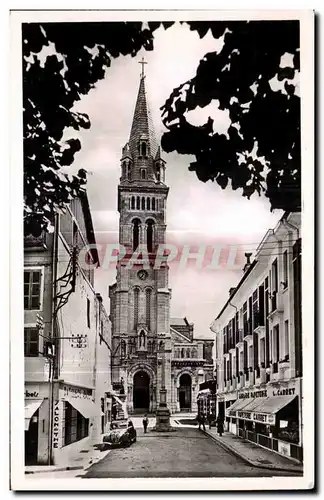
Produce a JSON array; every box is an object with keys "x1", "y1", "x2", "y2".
[{"x1": 109, "y1": 64, "x2": 214, "y2": 415}]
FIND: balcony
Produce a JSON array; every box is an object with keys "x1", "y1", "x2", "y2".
[
  {"x1": 253, "y1": 310, "x2": 265, "y2": 335},
  {"x1": 243, "y1": 321, "x2": 253, "y2": 341}
]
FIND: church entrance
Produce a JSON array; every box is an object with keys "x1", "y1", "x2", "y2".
[
  {"x1": 133, "y1": 371, "x2": 150, "y2": 413},
  {"x1": 179, "y1": 374, "x2": 192, "y2": 411}
]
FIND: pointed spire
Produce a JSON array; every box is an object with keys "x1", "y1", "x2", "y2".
[{"x1": 129, "y1": 75, "x2": 157, "y2": 159}]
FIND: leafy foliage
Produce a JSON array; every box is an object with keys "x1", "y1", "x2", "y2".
[
  {"x1": 23, "y1": 21, "x2": 168, "y2": 236},
  {"x1": 161, "y1": 21, "x2": 301, "y2": 212}
]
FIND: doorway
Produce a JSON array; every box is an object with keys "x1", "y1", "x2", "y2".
[
  {"x1": 133, "y1": 371, "x2": 150, "y2": 412},
  {"x1": 179, "y1": 374, "x2": 192, "y2": 411},
  {"x1": 25, "y1": 410, "x2": 39, "y2": 465}
]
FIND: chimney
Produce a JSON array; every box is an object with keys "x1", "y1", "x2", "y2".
[
  {"x1": 243, "y1": 252, "x2": 252, "y2": 273},
  {"x1": 229, "y1": 287, "x2": 236, "y2": 297}
]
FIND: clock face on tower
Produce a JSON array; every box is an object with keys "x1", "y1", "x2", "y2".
[{"x1": 137, "y1": 270, "x2": 148, "y2": 281}]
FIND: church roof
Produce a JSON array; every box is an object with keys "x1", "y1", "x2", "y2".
[
  {"x1": 129, "y1": 75, "x2": 158, "y2": 159},
  {"x1": 170, "y1": 317, "x2": 192, "y2": 326}
]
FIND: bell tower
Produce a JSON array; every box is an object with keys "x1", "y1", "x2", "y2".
[{"x1": 109, "y1": 65, "x2": 172, "y2": 414}]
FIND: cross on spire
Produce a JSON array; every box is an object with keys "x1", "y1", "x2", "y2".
[{"x1": 138, "y1": 56, "x2": 147, "y2": 77}]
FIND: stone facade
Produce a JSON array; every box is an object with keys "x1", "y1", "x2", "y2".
[{"x1": 109, "y1": 74, "x2": 214, "y2": 415}]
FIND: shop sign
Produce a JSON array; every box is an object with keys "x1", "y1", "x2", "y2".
[
  {"x1": 237, "y1": 411, "x2": 253, "y2": 420},
  {"x1": 52, "y1": 400, "x2": 60, "y2": 449},
  {"x1": 272, "y1": 387, "x2": 296, "y2": 397},
  {"x1": 25, "y1": 384, "x2": 48, "y2": 399},
  {"x1": 61, "y1": 384, "x2": 93, "y2": 400},
  {"x1": 238, "y1": 390, "x2": 267, "y2": 399},
  {"x1": 253, "y1": 412, "x2": 275, "y2": 425}
]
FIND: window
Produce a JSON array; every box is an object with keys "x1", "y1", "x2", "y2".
[
  {"x1": 141, "y1": 196, "x2": 145, "y2": 210},
  {"x1": 141, "y1": 142, "x2": 147, "y2": 157},
  {"x1": 272, "y1": 259, "x2": 278, "y2": 292},
  {"x1": 24, "y1": 270, "x2": 42, "y2": 310},
  {"x1": 152, "y1": 198, "x2": 156, "y2": 211},
  {"x1": 134, "y1": 288, "x2": 139, "y2": 329},
  {"x1": 126, "y1": 162, "x2": 131, "y2": 180},
  {"x1": 24, "y1": 327, "x2": 39, "y2": 357},
  {"x1": 145, "y1": 289, "x2": 152, "y2": 330},
  {"x1": 284, "y1": 320, "x2": 289, "y2": 359},
  {"x1": 186, "y1": 348, "x2": 191, "y2": 358},
  {"x1": 156, "y1": 164, "x2": 161, "y2": 182},
  {"x1": 121, "y1": 340, "x2": 126, "y2": 358},
  {"x1": 141, "y1": 169, "x2": 146, "y2": 180},
  {"x1": 283, "y1": 250, "x2": 288, "y2": 288},
  {"x1": 131, "y1": 196, "x2": 135, "y2": 210},
  {"x1": 63, "y1": 402, "x2": 89, "y2": 446},
  {"x1": 132, "y1": 219, "x2": 140, "y2": 251},
  {"x1": 147, "y1": 198, "x2": 151, "y2": 210},
  {"x1": 273, "y1": 324, "x2": 280, "y2": 362},
  {"x1": 136, "y1": 196, "x2": 140, "y2": 210},
  {"x1": 87, "y1": 298, "x2": 90, "y2": 328},
  {"x1": 146, "y1": 219, "x2": 154, "y2": 253}
]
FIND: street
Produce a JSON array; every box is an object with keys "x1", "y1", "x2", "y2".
[{"x1": 82, "y1": 420, "x2": 300, "y2": 478}]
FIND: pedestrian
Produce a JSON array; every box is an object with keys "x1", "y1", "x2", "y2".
[
  {"x1": 217, "y1": 417, "x2": 224, "y2": 437},
  {"x1": 142, "y1": 414, "x2": 149, "y2": 433},
  {"x1": 198, "y1": 413, "x2": 206, "y2": 431},
  {"x1": 208, "y1": 413, "x2": 213, "y2": 429}
]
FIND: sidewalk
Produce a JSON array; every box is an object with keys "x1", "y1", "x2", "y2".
[
  {"x1": 25, "y1": 435, "x2": 110, "y2": 477},
  {"x1": 203, "y1": 429, "x2": 303, "y2": 474}
]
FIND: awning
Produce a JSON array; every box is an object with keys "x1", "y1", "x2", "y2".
[
  {"x1": 65, "y1": 397, "x2": 104, "y2": 419},
  {"x1": 253, "y1": 395, "x2": 296, "y2": 414},
  {"x1": 227, "y1": 395, "x2": 297, "y2": 424},
  {"x1": 25, "y1": 399, "x2": 44, "y2": 431},
  {"x1": 226, "y1": 398, "x2": 254, "y2": 417}
]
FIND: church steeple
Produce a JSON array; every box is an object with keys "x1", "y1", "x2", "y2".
[
  {"x1": 129, "y1": 74, "x2": 158, "y2": 161},
  {"x1": 120, "y1": 67, "x2": 166, "y2": 185}
]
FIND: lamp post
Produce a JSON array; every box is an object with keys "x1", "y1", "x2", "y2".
[{"x1": 153, "y1": 341, "x2": 175, "y2": 432}]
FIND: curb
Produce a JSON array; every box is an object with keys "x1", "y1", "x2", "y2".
[
  {"x1": 202, "y1": 430, "x2": 303, "y2": 474},
  {"x1": 25, "y1": 465, "x2": 83, "y2": 474}
]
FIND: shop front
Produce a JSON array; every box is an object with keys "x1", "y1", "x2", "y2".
[
  {"x1": 25, "y1": 383, "x2": 50, "y2": 465},
  {"x1": 225, "y1": 378, "x2": 302, "y2": 462},
  {"x1": 51, "y1": 383, "x2": 103, "y2": 465}
]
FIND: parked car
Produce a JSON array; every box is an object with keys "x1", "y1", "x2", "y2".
[{"x1": 102, "y1": 420, "x2": 137, "y2": 448}]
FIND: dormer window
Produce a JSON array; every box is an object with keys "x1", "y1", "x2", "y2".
[
  {"x1": 156, "y1": 164, "x2": 161, "y2": 182},
  {"x1": 141, "y1": 169, "x2": 146, "y2": 180},
  {"x1": 138, "y1": 139, "x2": 148, "y2": 158}
]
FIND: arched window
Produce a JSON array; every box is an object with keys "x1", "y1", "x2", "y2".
[
  {"x1": 159, "y1": 340, "x2": 164, "y2": 351},
  {"x1": 134, "y1": 288, "x2": 139, "y2": 329},
  {"x1": 181, "y1": 348, "x2": 185, "y2": 358},
  {"x1": 131, "y1": 196, "x2": 135, "y2": 210},
  {"x1": 129, "y1": 337, "x2": 136, "y2": 354},
  {"x1": 141, "y1": 196, "x2": 145, "y2": 210},
  {"x1": 141, "y1": 142, "x2": 147, "y2": 157},
  {"x1": 126, "y1": 162, "x2": 131, "y2": 180},
  {"x1": 152, "y1": 198, "x2": 156, "y2": 211},
  {"x1": 141, "y1": 169, "x2": 146, "y2": 180},
  {"x1": 132, "y1": 218, "x2": 140, "y2": 251},
  {"x1": 136, "y1": 196, "x2": 140, "y2": 210},
  {"x1": 146, "y1": 288, "x2": 152, "y2": 330},
  {"x1": 186, "y1": 348, "x2": 191, "y2": 358},
  {"x1": 147, "y1": 197, "x2": 151, "y2": 210},
  {"x1": 146, "y1": 219, "x2": 154, "y2": 253}
]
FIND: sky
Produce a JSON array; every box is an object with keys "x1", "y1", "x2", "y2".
[{"x1": 65, "y1": 22, "x2": 283, "y2": 338}]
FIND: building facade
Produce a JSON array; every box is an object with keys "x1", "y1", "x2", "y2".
[
  {"x1": 109, "y1": 73, "x2": 213, "y2": 415},
  {"x1": 24, "y1": 195, "x2": 112, "y2": 466},
  {"x1": 211, "y1": 212, "x2": 302, "y2": 462}
]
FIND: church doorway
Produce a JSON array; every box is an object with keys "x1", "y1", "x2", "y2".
[
  {"x1": 133, "y1": 371, "x2": 150, "y2": 412},
  {"x1": 179, "y1": 374, "x2": 192, "y2": 411}
]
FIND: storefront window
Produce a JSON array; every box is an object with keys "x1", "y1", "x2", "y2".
[{"x1": 63, "y1": 402, "x2": 89, "y2": 446}]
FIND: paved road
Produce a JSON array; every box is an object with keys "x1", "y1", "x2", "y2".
[{"x1": 82, "y1": 427, "x2": 300, "y2": 478}]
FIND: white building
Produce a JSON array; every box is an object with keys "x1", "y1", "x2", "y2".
[
  {"x1": 24, "y1": 194, "x2": 112, "y2": 466},
  {"x1": 211, "y1": 212, "x2": 302, "y2": 462}
]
